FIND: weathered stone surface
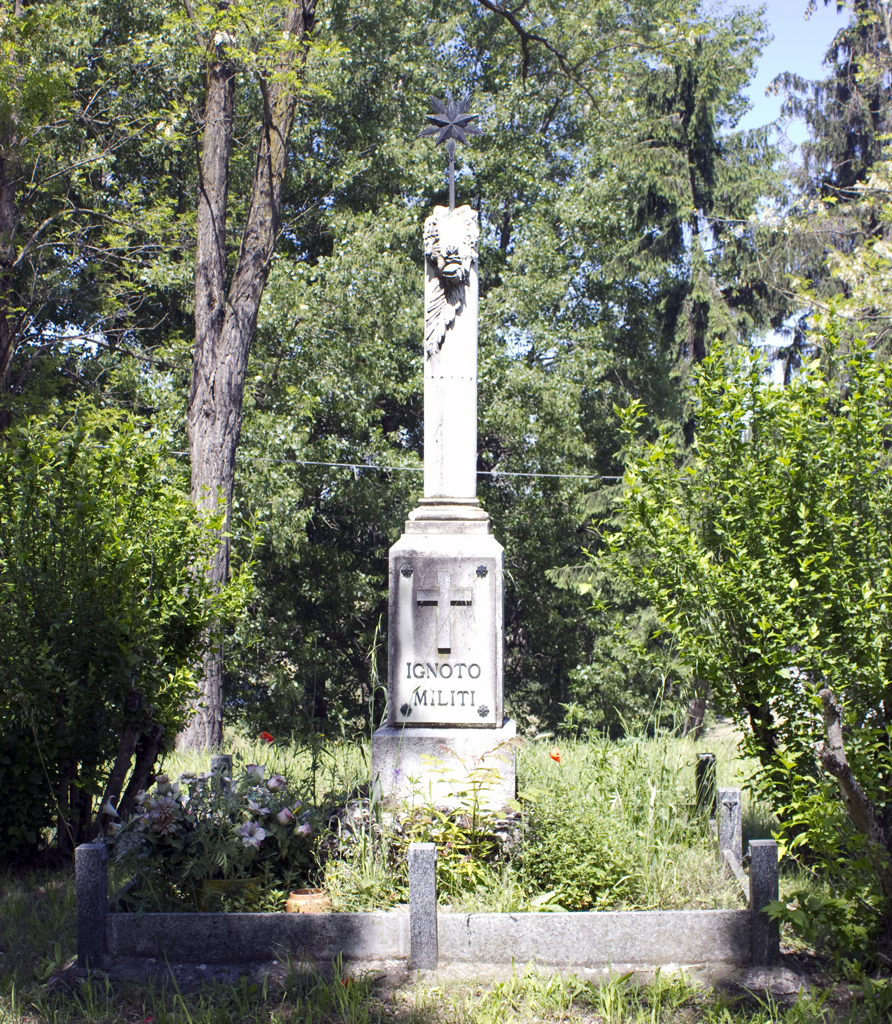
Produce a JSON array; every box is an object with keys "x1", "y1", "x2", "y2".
[
  {"x1": 422, "y1": 206, "x2": 479, "y2": 501},
  {"x1": 387, "y1": 532, "x2": 504, "y2": 728},
  {"x1": 718, "y1": 788, "x2": 742, "y2": 867},
  {"x1": 695, "y1": 753, "x2": 717, "y2": 816},
  {"x1": 738, "y1": 965, "x2": 810, "y2": 1005},
  {"x1": 438, "y1": 910, "x2": 752, "y2": 966},
  {"x1": 408, "y1": 843, "x2": 438, "y2": 970},
  {"x1": 76, "y1": 843, "x2": 107, "y2": 969},
  {"x1": 749, "y1": 840, "x2": 780, "y2": 966},
  {"x1": 373, "y1": 203, "x2": 510, "y2": 807},
  {"x1": 371, "y1": 720, "x2": 517, "y2": 808},
  {"x1": 106, "y1": 912, "x2": 409, "y2": 963},
  {"x1": 104, "y1": 908, "x2": 753, "y2": 967}
]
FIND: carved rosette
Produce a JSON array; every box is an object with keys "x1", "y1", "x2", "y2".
[{"x1": 423, "y1": 206, "x2": 479, "y2": 358}]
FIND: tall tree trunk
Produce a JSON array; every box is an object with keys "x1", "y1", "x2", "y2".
[{"x1": 180, "y1": 2, "x2": 317, "y2": 750}]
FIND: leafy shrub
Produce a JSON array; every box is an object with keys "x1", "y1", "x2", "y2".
[
  {"x1": 603, "y1": 332, "x2": 892, "y2": 955},
  {"x1": 0, "y1": 410, "x2": 247, "y2": 862},
  {"x1": 520, "y1": 751, "x2": 638, "y2": 910}
]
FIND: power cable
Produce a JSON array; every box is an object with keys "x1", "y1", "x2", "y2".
[{"x1": 167, "y1": 451, "x2": 622, "y2": 481}]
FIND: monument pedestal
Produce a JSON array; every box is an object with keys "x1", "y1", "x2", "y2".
[
  {"x1": 372, "y1": 719, "x2": 516, "y2": 809},
  {"x1": 372, "y1": 504, "x2": 516, "y2": 810}
]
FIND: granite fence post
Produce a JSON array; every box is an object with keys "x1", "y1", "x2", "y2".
[
  {"x1": 718, "y1": 787, "x2": 743, "y2": 871},
  {"x1": 210, "y1": 753, "x2": 233, "y2": 792},
  {"x1": 76, "y1": 842, "x2": 107, "y2": 970},
  {"x1": 695, "y1": 752, "x2": 717, "y2": 816},
  {"x1": 749, "y1": 839, "x2": 780, "y2": 966},
  {"x1": 408, "y1": 842, "x2": 438, "y2": 970}
]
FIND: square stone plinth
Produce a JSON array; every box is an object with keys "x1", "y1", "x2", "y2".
[
  {"x1": 388, "y1": 529, "x2": 504, "y2": 728},
  {"x1": 372, "y1": 720, "x2": 517, "y2": 810}
]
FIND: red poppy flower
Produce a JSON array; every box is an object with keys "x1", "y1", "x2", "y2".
[
  {"x1": 549, "y1": 748, "x2": 561, "y2": 764},
  {"x1": 259, "y1": 731, "x2": 274, "y2": 744}
]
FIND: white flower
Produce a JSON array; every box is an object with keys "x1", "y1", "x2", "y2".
[
  {"x1": 238, "y1": 821, "x2": 266, "y2": 848},
  {"x1": 147, "y1": 794, "x2": 179, "y2": 836},
  {"x1": 276, "y1": 807, "x2": 295, "y2": 825},
  {"x1": 297, "y1": 822, "x2": 312, "y2": 838},
  {"x1": 245, "y1": 764, "x2": 265, "y2": 782},
  {"x1": 267, "y1": 774, "x2": 287, "y2": 792}
]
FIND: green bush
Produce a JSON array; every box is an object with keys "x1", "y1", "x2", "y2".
[
  {"x1": 519, "y1": 739, "x2": 726, "y2": 911},
  {"x1": 522, "y1": 792, "x2": 637, "y2": 911},
  {"x1": 108, "y1": 762, "x2": 320, "y2": 910},
  {"x1": 0, "y1": 409, "x2": 247, "y2": 862},
  {"x1": 603, "y1": 330, "x2": 892, "y2": 956}
]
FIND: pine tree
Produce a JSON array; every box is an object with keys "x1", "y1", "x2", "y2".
[{"x1": 773, "y1": 0, "x2": 892, "y2": 366}]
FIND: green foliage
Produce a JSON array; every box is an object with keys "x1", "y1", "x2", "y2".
[
  {"x1": 521, "y1": 783, "x2": 638, "y2": 911},
  {"x1": 108, "y1": 762, "x2": 319, "y2": 909},
  {"x1": 217, "y1": 0, "x2": 782, "y2": 738},
  {"x1": 601, "y1": 327, "x2": 892, "y2": 951},
  {"x1": 0, "y1": 410, "x2": 246, "y2": 862},
  {"x1": 770, "y1": 0, "x2": 892, "y2": 367},
  {"x1": 520, "y1": 736, "x2": 731, "y2": 911}
]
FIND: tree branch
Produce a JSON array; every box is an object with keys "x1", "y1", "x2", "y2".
[{"x1": 816, "y1": 687, "x2": 892, "y2": 900}]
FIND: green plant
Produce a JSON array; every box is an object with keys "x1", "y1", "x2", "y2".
[
  {"x1": 601, "y1": 332, "x2": 892, "y2": 955},
  {"x1": 107, "y1": 761, "x2": 320, "y2": 909},
  {"x1": 0, "y1": 409, "x2": 249, "y2": 862}
]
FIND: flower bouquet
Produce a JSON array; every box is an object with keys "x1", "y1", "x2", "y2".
[{"x1": 106, "y1": 763, "x2": 320, "y2": 910}]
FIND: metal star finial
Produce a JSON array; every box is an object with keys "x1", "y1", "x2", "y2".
[{"x1": 419, "y1": 93, "x2": 483, "y2": 210}]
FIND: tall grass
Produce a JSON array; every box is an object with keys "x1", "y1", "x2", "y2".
[
  {"x1": 156, "y1": 728, "x2": 751, "y2": 914},
  {"x1": 2, "y1": 729, "x2": 890, "y2": 1022}
]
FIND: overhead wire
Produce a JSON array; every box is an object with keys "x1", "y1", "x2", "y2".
[{"x1": 167, "y1": 451, "x2": 622, "y2": 481}]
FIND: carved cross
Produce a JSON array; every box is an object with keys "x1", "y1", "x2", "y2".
[{"x1": 417, "y1": 570, "x2": 472, "y2": 651}]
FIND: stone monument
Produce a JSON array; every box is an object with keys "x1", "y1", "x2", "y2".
[{"x1": 371, "y1": 96, "x2": 516, "y2": 808}]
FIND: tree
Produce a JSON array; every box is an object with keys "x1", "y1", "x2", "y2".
[
  {"x1": 181, "y1": 0, "x2": 321, "y2": 749},
  {"x1": 771, "y1": 0, "x2": 892, "y2": 367},
  {"x1": 600, "y1": 332, "x2": 892, "y2": 957},
  {"x1": 0, "y1": 409, "x2": 244, "y2": 862},
  {"x1": 0, "y1": 0, "x2": 202, "y2": 423},
  {"x1": 212, "y1": 0, "x2": 784, "y2": 737}
]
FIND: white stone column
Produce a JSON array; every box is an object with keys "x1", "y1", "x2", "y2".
[
  {"x1": 423, "y1": 238, "x2": 477, "y2": 499},
  {"x1": 418, "y1": 205, "x2": 482, "y2": 514},
  {"x1": 373, "y1": 202, "x2": 515, "y2": 811}
]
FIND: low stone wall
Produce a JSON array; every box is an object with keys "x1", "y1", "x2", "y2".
[
  {"x1": 99, "y1": 907, "x2": 752, "y2": 968},
  {"x1": 76, "y1": 828, "x2": 779, "y2": 973},
  {"x1": 106, "y1": 911, "x2": 409, "y2": 963},
  {"x1": 438, "y1": 909, "x2": 751, "y2": 966}
]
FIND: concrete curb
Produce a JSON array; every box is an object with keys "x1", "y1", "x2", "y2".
[
  {"x1": 79, "y1": 837, "x2": 779, "y2": 971},
  {"x1": 102, "y1": 907, "x2": 751, "y2": 967}
]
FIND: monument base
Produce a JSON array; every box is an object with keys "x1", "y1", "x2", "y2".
[{"x1": 371, "y1": 719, "x2": 517, "y2": 810}]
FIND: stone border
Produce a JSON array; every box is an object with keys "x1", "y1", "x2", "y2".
[{"x1": 76, "y1": 835, "x2": 779, "y2": 971}]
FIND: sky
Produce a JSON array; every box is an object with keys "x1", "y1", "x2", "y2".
[{"x1": 729, "y1": 0, "x2": 851, "y2": 146}]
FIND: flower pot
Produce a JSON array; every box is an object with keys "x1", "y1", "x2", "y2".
[
  {"x1": 198, "y1": 878, "x2": 260, "y2": 912},
  {"x1": 285, "y1": 888, "x2": 330, "y2": 913}
]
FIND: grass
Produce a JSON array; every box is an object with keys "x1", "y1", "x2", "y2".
[
  {"x1": 1, "y1": 871, "x2": 890, "y2": 1024},
  {"x1": 153, "y1": 727, "x2": 751, "y2": 915},
  {"x1": 3, "y1": 729, "x2": 891, "y2": 1022}
]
